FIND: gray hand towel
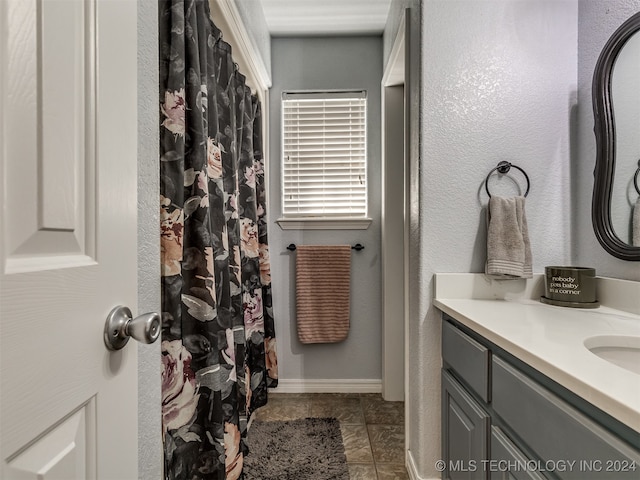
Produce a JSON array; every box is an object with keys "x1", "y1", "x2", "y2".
[
  {"x1": 633, "y1": 198, "x2": 640, "y2": 247},
  {"x1": 485, "y1": 196, "x2": 533, "y2": 279}
]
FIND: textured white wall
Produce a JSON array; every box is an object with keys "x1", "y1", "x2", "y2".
[
  {"x1": 576, "y1": 0, "x2": 640, "y2": 280},
  {"x1": 268, "y1": 36, "x2": 383, "y2": 383},
  {"x1": 413, "y1": 1, "x2": 578, "y2": 477},
  {"x1": 137, "y1": 0, "x2": 162, "y2": 479}
]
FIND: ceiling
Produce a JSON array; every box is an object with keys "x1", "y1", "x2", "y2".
[{"x1": 258, "y1": 0, "x2": 393, "y2": 36}]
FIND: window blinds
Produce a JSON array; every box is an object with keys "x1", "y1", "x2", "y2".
[{"x1": 282, "y1": 91, "x2": 367, "y2": 218}]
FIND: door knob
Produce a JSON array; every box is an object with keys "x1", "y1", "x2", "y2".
[{"x1": 104, "y1": 306, "x2": 160, "y2": 351}]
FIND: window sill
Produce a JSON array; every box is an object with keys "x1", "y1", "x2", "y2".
[{"x1": 276, "y1": 217, "x2": 372, "y2": 230}]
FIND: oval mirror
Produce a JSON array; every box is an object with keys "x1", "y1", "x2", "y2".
[{"x1": 592, "y1": 11, "x2": 640, "y2": 261}]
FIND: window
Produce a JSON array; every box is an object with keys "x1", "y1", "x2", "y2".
[{"x1": 278, "y1": 91, "x2": 370, "y2": 229}]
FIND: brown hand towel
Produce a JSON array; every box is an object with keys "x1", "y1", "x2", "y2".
[
  {"x1": 295, "y1": 245, "x2": 351, "y2": 344},
  {"x1": 485, "y1": 196, "x2": 533, "y2": 279}
]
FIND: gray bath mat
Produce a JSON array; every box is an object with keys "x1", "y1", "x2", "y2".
[{"x1": 244, "y1": 417, "x2": 349, "y2": 480}]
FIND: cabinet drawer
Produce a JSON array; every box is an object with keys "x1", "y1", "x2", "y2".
[
  {"x1": 492, "y1": 356, "x2": 640, "y2": 479},
  {"x1": 490, "y1": 426, "x2": 547, "y2": 480},
  {"x1": 442, "y1": 320, "x2": 490, "y2": 402}
]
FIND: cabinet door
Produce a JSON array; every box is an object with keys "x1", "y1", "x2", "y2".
[
  {"x1": 442, "y1": 370, "x2": 490, "y2": 480},
  {"x1": 490, "y1": 427, "x2": 548, "y2": 480}
]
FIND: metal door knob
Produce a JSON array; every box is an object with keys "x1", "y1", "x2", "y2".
[{"x1": 104, "y1": 305, "x2": 160, "y2": 351}]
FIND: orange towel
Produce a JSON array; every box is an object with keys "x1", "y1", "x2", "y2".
[{"x1": 295, "y1": 245, "x2": 351, "y2": 344}]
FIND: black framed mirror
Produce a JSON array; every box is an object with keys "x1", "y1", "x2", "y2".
[
  {"x1": 591, "y1": 13, "x2": 640, "y2": 261},
  {"x1": 592, "y1": 11, "x2": 640, "y2": 261}
]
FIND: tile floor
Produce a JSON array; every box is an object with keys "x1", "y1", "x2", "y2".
[{"x1": 251, "y1": 393, "x2": 408, "y2": 480}]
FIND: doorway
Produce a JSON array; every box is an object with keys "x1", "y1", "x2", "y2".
[{"x1": 381, "y1": 10, "x2": 408, "y2": 403}]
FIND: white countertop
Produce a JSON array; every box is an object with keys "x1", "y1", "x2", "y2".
[{"x1": 433, "y1": 273, "x2": 640, "y2": 433}]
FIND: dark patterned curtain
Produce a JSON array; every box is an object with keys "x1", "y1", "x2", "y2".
[{"x1": 159, "y1": 1, "x2": 278, "y2": 478}]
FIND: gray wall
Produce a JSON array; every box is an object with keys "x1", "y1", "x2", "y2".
[
  {"x1": 268, "y1": 36, "x2": 383, "y2": 383},
  {"x1": 392, "y1": 0, "x2": 579, "y2": 477},
  {"x1": 576, "y1": 0, "x2": 640, "y2": 280},
  {"x1": 138, "y1": 1, "x2": 161, "y2": 479}
]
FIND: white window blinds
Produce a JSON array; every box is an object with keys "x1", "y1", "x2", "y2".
[{"x1": 282, "y1": 91, "x2": 367, "y2": 218}]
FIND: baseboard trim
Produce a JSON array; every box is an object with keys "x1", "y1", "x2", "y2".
[
  {"x1": 271, "y1": 379, "x2": 382, "y2": 394},
  {"x1": 406, "y1": 449, "x2": 439, "y2": 480},
  {"x1": 407, "y1": 450, "x2": 421, "y2": 480}
]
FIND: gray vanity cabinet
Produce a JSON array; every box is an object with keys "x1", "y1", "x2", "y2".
[
  {"x1": 442, "y1": 370, "x2": 490, "y2": 480},
  {"x1": 441, "y1": 316, "x2": 640, "y2": 480},
  {"x1": 492, "y1": 356, "x2": 640, "y2": 479},
  {"x1": 442, "y1": 320, "x2": 493, "y2": 480}
]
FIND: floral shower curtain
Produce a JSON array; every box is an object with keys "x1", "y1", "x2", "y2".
[{"x1": 159, "y1": 1, "x2": 278, "y2": 478}]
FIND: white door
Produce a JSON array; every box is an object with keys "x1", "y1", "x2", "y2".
[{"x1": 0, "y1": 0, "x2": 140, "y2": 478}]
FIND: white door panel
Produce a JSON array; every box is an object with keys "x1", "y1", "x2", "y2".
[
  {"x1": 1, "y1": 0, "x2": 139, "y2": 478},
  {"x1": 5, "y1": 403, "x2": 93, "y2": 480},
  {"x1": 4, "y1": 0, "x2": 95, "y2": 268}
]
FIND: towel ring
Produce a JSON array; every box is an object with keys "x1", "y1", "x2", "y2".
[
  {"x1": 634, "y1": 159, "x2": 640, "y2": 196},
  {"x1": 485, "y1": 161, "x2": 531, "y2": 198}
]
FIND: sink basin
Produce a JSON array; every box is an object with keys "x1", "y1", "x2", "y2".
[{"x1": 584, "y1": 335, "x2": 640, "y2": 375}]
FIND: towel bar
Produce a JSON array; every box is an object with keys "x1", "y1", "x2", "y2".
[
  {"x1": 287, "y1": 243, "x2": 364, "y2": 251},
  {"x1": 485, "y1": 161, "x2": 531, "y2": 198}
]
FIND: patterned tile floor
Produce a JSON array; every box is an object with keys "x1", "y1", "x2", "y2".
[{"x1": 251, "y1": 393, "x2": 408, "y2": 480}]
